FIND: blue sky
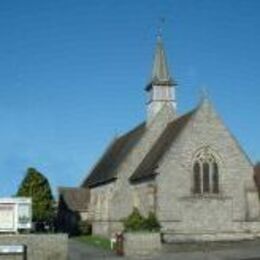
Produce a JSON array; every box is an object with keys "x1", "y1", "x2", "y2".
[{"x1": 0, "y1": 0, "x2": 259, "y2": 197}]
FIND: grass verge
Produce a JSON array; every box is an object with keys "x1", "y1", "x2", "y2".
[{"x1": 74, "y1": 235, "x2": 111, "y2": 250}]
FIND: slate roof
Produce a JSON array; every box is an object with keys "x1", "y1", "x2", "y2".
[
  {"x1": 59, "y1": 187, "x2": 90, "y2": 211},
  {"x1": 82, "y1": 122, "x2": 146, "y2": 187},
  {"x1": 130, "y1": 109, "x2": 196, "y2": 182}
]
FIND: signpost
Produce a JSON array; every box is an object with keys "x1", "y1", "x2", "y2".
[{"x1": 0, "y1": 198, "x2": 32, "y2": 233}]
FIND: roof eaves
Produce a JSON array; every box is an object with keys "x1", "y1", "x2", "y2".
[{"x1": 86, "y1": 176, "x2": 117, "y2": 188}]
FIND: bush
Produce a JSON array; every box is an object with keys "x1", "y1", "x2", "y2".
[
  {"x1": 78, "y1": 220, "x2": 92, "y2": 235},
  {"x1": 123, "y1": 208, "x2": 160, "y2": 232},
  {"x1": 143, "y1": 212, "x2": 160, "y2": 232},
  {"x1": 123, "y1": 207, "x2": 145, "y2": 232}
]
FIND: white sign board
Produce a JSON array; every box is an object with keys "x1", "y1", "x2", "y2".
[
  {"x1": 0, "y1": 245, "x2": 25, "y2": 254},
  {"x1": 18, "y1": 203, "x2": 31, "y2": 229},
  {"x1": 0, "y1": 204, "x2": 15, "y2": 231},
  {"x1": 0, "y1": 198, "x2": 32, "y2": 233}
]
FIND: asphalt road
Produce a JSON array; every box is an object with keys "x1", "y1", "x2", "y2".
[{"x1": 68, "y1": 238, "x2": 260, "y2": 260}]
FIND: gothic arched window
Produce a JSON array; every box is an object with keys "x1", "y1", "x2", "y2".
[{"x1": 193, "y1": 147, "x2": 220, "y2": 195}]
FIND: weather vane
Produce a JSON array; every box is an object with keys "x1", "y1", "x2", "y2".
[{"x1": 158, "y1": 17, "x2": 166, "y2": 37}]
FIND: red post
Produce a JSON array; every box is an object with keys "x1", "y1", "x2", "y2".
[{"x1": 115, "y1": 232, "x2": 124, "y2": 256}]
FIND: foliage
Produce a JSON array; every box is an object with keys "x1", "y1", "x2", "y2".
[
  {"x1": 143, "y1": 212, "x2": 160, "y2": 232},
  {"x1": 123, "y1": 207, "x2": 145, "y2": 232},
  {"x1": 75, "y1": 235, "x2": 111, "y2": 250},
  {"x1": 16, "y1": 167, "x2": 54, "y2": 223},
  {"x1": 123, "y1": 207, "x2": 160, "y2": 232},
  {"x1": 78, "y1": 220, "x2": 92, "y2": 235}
]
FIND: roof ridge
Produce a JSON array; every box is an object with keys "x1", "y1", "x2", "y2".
[{"x1": 117, "y1": 121, "x2": 146, "y2": 140}]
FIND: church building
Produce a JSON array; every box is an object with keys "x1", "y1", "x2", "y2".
[{"x1": 63, "y1": 36, "x2": 260, "y2": 242}]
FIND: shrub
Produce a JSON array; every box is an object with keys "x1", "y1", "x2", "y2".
[
  {"x1": 123, "y1": 207, "x2": 145, "y2": 231},
  {"x1": 123, "y1": 208, "x2": 160, "y2": 232},
  {"x1": 143, "y1": 212, "x2": 160, "y2": 232}
]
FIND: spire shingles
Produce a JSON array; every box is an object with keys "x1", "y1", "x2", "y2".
[{"x1": 146, "y1": 36, "x2": 176, "y2": 91}]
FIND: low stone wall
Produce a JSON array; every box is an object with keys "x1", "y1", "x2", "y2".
[
  {"x1": 162, "y1": 220, "x2": 260, "y2": 243},
  {"x1": 124, "y1": 232, "x2": 161, "y2": 257},
  {"x1": 163, "y1": 232, "x2": 260, "y2": 243},
  {"x1": 0, "y1": 234, "x2": 68, "y2": 260}
]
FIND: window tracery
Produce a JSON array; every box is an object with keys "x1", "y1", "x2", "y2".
[{"x1": 193, "y1": 147, "x2": 219, "y2": 194}]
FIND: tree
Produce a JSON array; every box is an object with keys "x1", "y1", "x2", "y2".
[{"x1": 16, "y1": 167, "x2": 54, "y2": 223}]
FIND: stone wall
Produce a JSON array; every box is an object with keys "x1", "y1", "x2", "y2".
[
  {"x1": 156, "y1": 100, "x2": 259, "y2": 234},
  {"x1": 124, "y1": 232, "x2": 161, "y2": 257},
  {"x1": 108, "y1": 105, "x2": 173, "y2": 222},
  {"x1": 0, "y1": 234, "x2": 67, "y2": 260},
  {"x1": 90, "y1": 105, "x2": 174, "y2": 237},
  {"x1": 163, "y1": 232, "x2": 260, "y2": 243},
  {"x1": 89, "y1": 100, "x2": 260, "y2": 240},
  {"x1": 163, "y1": 221, "x2": 260, "y2": 243},
  {"x1": 131, "y1": 181, "x2": 156, "y2": 217},
  {"x1": 92, "y1": 221, "x2": 123, "y2": 238}
]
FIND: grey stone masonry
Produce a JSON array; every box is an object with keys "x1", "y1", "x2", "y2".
[
  {"x1": 124, "y1": 232, "x2": 161, "y2": 257},
  {"x1": 89, "y1": 104, "x2": 175, "y2": 237},
  {"x1": 0, "y1": 234, "x2": 68, "y2": 260},
  {"x1": 157, "y1": 99, "x2": 260, "y2": 238}
]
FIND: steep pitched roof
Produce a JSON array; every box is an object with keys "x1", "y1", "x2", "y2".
[
  {"x1": 59, "y1": 187, "x2": 90, "y2": 212},
  {"x1": 130, "y1": 109, "x2": 196, "y2": 182},
  {"x1": 82, "y1": 122, "x2": 146, "y2": 187}
]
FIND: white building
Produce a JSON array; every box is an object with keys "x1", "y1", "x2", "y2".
[{"x1": 0, "y1": 197, "x2": 32, "y2": 233}]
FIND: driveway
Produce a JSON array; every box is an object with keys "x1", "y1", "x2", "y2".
[{"x1": 69, "y1": 238, "x2": 260, "y2": 260}]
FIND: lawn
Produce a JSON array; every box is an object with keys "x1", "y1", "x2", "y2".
[{"x1": 75, "y1": 235, "x2": 111, "y2": 250}]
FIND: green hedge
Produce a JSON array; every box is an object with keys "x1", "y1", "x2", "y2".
[{"x1": 123, "y1": 208, "x2": 160, "y2": 232}]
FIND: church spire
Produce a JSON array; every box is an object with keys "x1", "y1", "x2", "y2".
[
  {"x1": 146, "y1": 35, "x2": 177, "y2": 123},
  {"x1": 146, "y1": 35, "x2": 176, "y2": 91}
]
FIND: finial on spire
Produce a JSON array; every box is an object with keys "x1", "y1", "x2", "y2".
[
  {"x1": 199, "y1": 86, "x2": 210, "y2": 103},
  {"x1": 157, "y1": 17, "x2": 165, "y2": 38}
]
